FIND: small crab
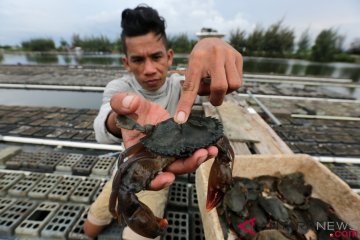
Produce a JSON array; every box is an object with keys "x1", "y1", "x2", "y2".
[
  {"x1": 277, "y1": 172, "x2": 312, "y2": 206},
  {"x1": 109, "y1": 114, "x2": 234, "y2": 238}
]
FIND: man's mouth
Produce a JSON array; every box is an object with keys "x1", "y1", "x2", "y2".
[{"x1": 146, "y1": 79, "x2": 159, "y2": 85}]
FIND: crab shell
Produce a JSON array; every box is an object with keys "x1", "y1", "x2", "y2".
[{"x1": 140, "y1": 115, "x2": 224, "y2": 158}]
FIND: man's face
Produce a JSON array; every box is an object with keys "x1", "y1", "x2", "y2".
[{"x1": 122, "y1": 32, "x2": 174, "y2": 91}]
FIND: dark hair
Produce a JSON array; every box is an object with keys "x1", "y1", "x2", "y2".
[{"x1": 121, "y1": 4, "x2": 167, "y2": 54}]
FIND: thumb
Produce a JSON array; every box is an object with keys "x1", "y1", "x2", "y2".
[{"x1": 110, "y1": 93, "x2": 141, "y2": 115}]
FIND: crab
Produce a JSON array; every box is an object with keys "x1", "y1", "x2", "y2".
[
  {"x1": 277, "y1": 172, "x2": 312, "y2": 206},
  {"x1": 109, "y1": 114, "x2": 234, "y2": 238}
]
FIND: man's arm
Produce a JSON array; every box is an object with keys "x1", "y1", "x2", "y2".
[
  {"x1": 105, "y1": 110, "x2": 122, "y2": 138},
  {"x1": 93, "y1": 79, "x2": 129, "y2": 144},
  {"x1": 93, "y1": 103, "x2": 122, "y2": 144}
]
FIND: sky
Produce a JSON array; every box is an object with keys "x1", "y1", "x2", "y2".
[{"x1": 0, "y1": 0, "x2": 359, "y2": 48}]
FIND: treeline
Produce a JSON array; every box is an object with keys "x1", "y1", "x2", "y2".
[
  {"x1": 16, "y1": 33, "x2": 198, "y2": 54},
  {"x1": 2, "y1": 21, "x2": 360, "y2": 63},
  {"x1": 70, "y1": 34, "x2": 117, "y2": 53},
  {"x1": 19, "y1": 35, "x2": 119, "y2": 53},
  {"x1": 21, "y1": 38, "x2": 56, "y2": 52},
  {"x1": 229, "y1": 21, "x2": 359, "y2": 62}
]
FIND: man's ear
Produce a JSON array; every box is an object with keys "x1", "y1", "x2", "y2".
[
  {"x1": 167, "y1": 49, "x2": 174, "y2": 67},
  {"x1": 122, "y1": 57, "x2": 130, "y2": 71}
]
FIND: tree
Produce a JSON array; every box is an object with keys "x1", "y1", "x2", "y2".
[
  {"x1": 296, "y1": 29, "x2": 311, "y2": 58},
  {"x1": 229, "y1": 28, "x2": 247, "y2": 54},
  {"x1": 82, "y1": 35, "x2": 112, "y2": 53},
  {"x1": 113, "y1": 37, "x2": 123, "y2": 53},
  {"x1": 311, "y1": 28, "x2": 343, "y2": 62},
  {"x1": 70, "y1": 34, "x2": 112, "y2": 53},
  {"x1": 246, "y1": 26, "x2": 264, "y2": 55},
  {"x1": 21, "y1": 38, "x2": 56, "y2": 51},
  {"x1": 262, "y1": 20, "x2": 294, "y2": 57},
  {"x1": 168, "y1": 34, "x2": 192, "y2": 53},
  {"x1": 349, "y1": 38, "x2": 360, "y2": 55},
  {"x1": 71, "y1": 34, "x2": 82, "y2": 48}
]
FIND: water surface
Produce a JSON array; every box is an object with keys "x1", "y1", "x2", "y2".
[
  {"x1": 1, "y1": 53, "x2": 360, "y2": 84},
  {"x1": 0, "y1": 89, "x2": 102, "y2": 109}
]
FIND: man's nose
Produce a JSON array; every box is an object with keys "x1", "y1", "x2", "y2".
[{"x1": 144, "y1": 59, "x2": 156, "y2": 75}]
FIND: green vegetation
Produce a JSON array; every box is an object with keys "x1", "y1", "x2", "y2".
[
  {"x1": 245, "y1": 27, "x2": 264, "y2": 55},
  {"x1": 71, "y1": 34, "x2": 112, "y2": 53},
  {"x1": 229, "y1": 22, "x2": 356, "y2": 62},
  {"x1": 25, "y1": 53, "x2": 58, "y2": 64},
  {"x1": 0, "y1": 45, "x2": 12, "y2": 50},
  {"x1": 21, "y1": 38, "x2": 56, "y2": 51},
  {"x1": 262, "y1": 21, "x2": 294, "y2": 57},
  {"x1": 167, "y1": 33, "x2": 197, "y2": 53},
  {"x1": 229, "y1": 29, "x2": 247, "y2": 53},
  {"x1": 230, "y1": 21, "x2": 295, "y2": 57},
  {"x1": 1, "y1": 20, "x2": 359, "y2": 63},
  {"x1": 113, "y1": 37, "x2": 123, "y2": 53},
  {"x1": 295, "y1": 29, "x2": 311, "y2": 59},
  {"x1": 311, "y1": 28, "x2": 342, "y2": 62},
  {"x1": 349, "y1": 38, "x2": 360, "y2": 55}
]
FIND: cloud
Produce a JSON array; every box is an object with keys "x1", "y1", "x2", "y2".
[{"x1": 0, "y1": 0, "x2": 359, "y2": 47}]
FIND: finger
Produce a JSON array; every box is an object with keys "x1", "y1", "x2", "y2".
[
  {"x1": 235, "y1": 51, "x2": 244, "y2": 87},
  {"x1": 174, "y1": 60, "x2": 202, "y2": 124},
  {"x1": 110, "y1": 93, "x2": 141, "y2": 115},
  {"x1": 175, "y1": 90, "x2": 198, "y2": 124},
  {"x1": 165, "y1": 148, "x2": 209, "y2": 174},
  {"x1": 207, "y1": 145, "x2": 218, "y2": 158},
  {"x1": 149, "y1": 172, "x2": 175, "y2": 191},
  {"x1": 224, "y1": 54, "x2": 242, "y2": 93},
  {"x1": 197, "y1": 79, "x2": 211, "y2": 96},
  {"x1": 209, "y1": 63, "x2": 227, "y2": 106}
]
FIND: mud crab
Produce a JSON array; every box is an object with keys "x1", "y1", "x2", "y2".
[
  {"x1": 220, "y1": 173, "x2": 358, "y2": 240},
  {"x1": 109, "y1": 114, "x2": 234, "y2": 238}
]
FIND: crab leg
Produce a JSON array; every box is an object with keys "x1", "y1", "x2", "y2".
[
  {"x1": 206, "y1": 136, "x2": 235, "y2": 211},
  {"x1": 110, "y1": 149, "x2": 175, "y2": 238},
  {"x1": 109, "y1": 142, "x2": 145, "y2": 219},
  {"x1": 118, "y1": 186, "x2": 168, "y2": 238}
]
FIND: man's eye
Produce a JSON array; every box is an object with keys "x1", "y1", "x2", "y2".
[
  {"x1": 152, "y1": 55, "x2": 162, "y2": 60},
  {"x1": 132, "y1": 58, "x2": 143, "y2": 63}
]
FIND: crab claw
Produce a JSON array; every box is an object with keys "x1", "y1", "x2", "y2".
[
  {"x1": 206, "y1": 136, "x2": 234, "y2": 211},
  {"x1": 109, "y1": 145, "x2": 175, "y2": 238},
  {"x1": 119, "y1": 189, "x2": 168, "y2": 238}
]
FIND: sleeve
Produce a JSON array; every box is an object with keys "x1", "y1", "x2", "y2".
[
  {"x1": 93, "y1": 102, "x2": 122, "y2": 144},
  {"x1": 93, "y1": 79, "x2": 126, "y2": 144}
]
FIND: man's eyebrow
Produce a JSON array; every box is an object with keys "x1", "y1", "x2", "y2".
[
  {"x1": 130, "y1": 51, "x2": 163, "y2": 58},
  {"x1": 150, "y1": 51, "x2": 164, "y2": 56},
  {"x1": 130, "y1": 55, "x2": 144, "y2": 60}
]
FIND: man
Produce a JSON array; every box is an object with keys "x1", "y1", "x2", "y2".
[{"x1": 84, "y1": 4, "x2": 242, "y2": 239}]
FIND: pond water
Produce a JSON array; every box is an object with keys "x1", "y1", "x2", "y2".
[
  {"x1": 0, "y1": 89, "x2": 102, "y2": 109},
  {"x1": 0, "y1": 53, "x2": 359, "y2": 109},
  {"x1": 245, "y1": 57, "x2": 360, "y2": 83},
  {"x1": 1, "y1": 53, "x2": 360, "y2": 83},
  {"x1": 0, "y1": 53, "x2": 123, "y2": 66}
]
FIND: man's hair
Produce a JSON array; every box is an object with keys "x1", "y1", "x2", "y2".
[{"x1": 121, "y1": 4, "x2": 167, "y2": 54}]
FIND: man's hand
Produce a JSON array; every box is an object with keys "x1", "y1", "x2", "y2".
[
  {"x1": 110, "y1": 93, "x2": 217, "y2": 190},
  {"x1": 174, "y1": 38, "x2": 243, "y2": 123}
]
